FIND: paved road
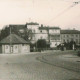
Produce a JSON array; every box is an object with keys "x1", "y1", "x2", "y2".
[
  {"x1": 0, "y1": 52, "x2": 80, "y2": 80},
  {"x1": 39, "y1": 52, "x2": 80, "y2": 73}
]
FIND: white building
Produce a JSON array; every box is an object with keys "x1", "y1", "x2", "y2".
[
  {"x1": 26, "y1": 22, "x2": 40, "y2": 43},
  {"x1": 61, "y1": 29, "x2": 80, "y2": 44},
  {"x1": 49, "y1": 27, "x2": 61, "y2": 48},
  {"x1": 38, "y1": 26, "x2": 61, "y2": 48},
  {"x1": 0, "y1": 34, "x2": 30, "y2": 53},
  {"x1": 9, "y1": 23, "x2": 61, "y2": 48}
]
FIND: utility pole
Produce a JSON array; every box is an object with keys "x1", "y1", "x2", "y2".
[
  {"x1": 10, "y1": 26, "x2": 12, "y2": 53},
  {"x1": 48, "y1": 28, "x2": 50, "y2": 49}
]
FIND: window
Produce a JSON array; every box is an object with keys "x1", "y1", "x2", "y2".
[
  {"x1": 79, "y1": 39, "x2": 80, "y2": 44},
  {"x1": 63, "y1": 39, "x2": 65, "y2": 42},
  {"x1": 33, "y1": 29, "x2": 35, "y2": 33},
  {"x1": 76, "y1": 35, "x2": 78, "y2": 37},
  {"x1": 15, "y1": 45, "x2": 17, "y2": 49},
  {"x1": 67, "y1": 35, "x2": 69, "y2": 37},
  {"x1": 71, "y1": 34, "x2": 74, "y2": 37},
  {"x1": 67, "y1": 40, "x2": 69, "y2": 42},
  {"x1": 63, "y1": 35, "x2": 65, "y2": 38},
  {"x1": 6, "y1": 45, "x2": 8, "y2": 49},
  {"x1": 55, "y1": 30, "x2": 56, "y2": 32},
  {"x1": 40, "y1": 36, "x2": 42, "y2": 39},
  {"x1": 19, "y1": 29, "x2": 24, "y2": 33},
  {"x1": 71, "y1": 38, "x2": 73, "y2": 41},
  {"x1": 40, "y1": 30, "x2": 42, "y2": 33},
  {"x1": 76, "y1": 39, "x2": 78, "y2": 43},
  {"x1": 22, "y1": 44, "x2": 24, "y2": 46}
]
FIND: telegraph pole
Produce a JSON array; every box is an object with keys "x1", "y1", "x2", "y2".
[{"x1": 10, "y1": 25, "x2": 12, "y2": 53}]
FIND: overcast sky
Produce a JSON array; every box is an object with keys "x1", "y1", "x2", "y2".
[{"x1": 0, "y1": 0, "x2": 80, "y2": 30}]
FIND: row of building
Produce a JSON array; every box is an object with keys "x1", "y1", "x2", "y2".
[
  {"x1": 9, "y1": 22, "x2": 80, "y2": 47},
  {"x1": 0, "y1": 22, "x2": 80, "y2": 53}
]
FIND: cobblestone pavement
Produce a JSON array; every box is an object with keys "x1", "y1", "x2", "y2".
[
  {"x1": 40, "y1": 52, "x2": 80, "y2": 73},
  {"x1": 0, "y1": 53, "x2": 80, "y2": 80}
]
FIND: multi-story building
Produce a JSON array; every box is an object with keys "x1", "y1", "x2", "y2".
[
  {"x1": 38, "y1": 26, "x2": 61, "y2": 48},
  {"x1": 9, "y1": 23, "x2": 61, "y2": 48},
  {"x1": 9, "y1": 22, "x2": 40, "y2": 43},
  {"x1": 60, "y1": 29, "x2": 80, "y2": 45},
  {"x1": 26, "y1": 22, "x2": 40, "y2": 43},
  {"x1": 9, "y1": 22, "x2": 80, "y2": 48},
  {"x1": 49, "y1": 27, "x2": 61, "y2": 48}
]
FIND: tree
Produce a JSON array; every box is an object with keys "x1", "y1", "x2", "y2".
[
  {"x1": 0, "y1": 25, "x2": 33, "y2": 41},
  {"x1": 0, "y1": 26, "x2": 10, "y2": 40},
  {"x1": 69, "y1": 40, "x2": 76, "y2": 50},
  {"x1": 36, "y1": 39, "x2": 47, "y2": 51}
]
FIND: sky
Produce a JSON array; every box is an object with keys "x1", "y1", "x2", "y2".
[{"x1": 0, "y1": 0, "x2": 80, "y2": 30}]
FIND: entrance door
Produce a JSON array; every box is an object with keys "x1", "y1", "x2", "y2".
[
  {"x1": 11, "y1": 46, "x2": 13, "y2": 53},
  {"x1": 13, "y1": 45, "x2": 18, "y2": 53}
]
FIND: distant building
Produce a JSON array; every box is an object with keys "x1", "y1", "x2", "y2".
[
  {"x1": 38, "y1": 26, "x2": 61, "y2": 48},
  {"x1": 9, "y1": 23, "x2": 61, "y2": 48},
  {"x1": 0, "y1": 33, "x2": 30, "y2": 53},
  {"x1": 60, "y1": 30, "x2": 80, "y2": 44},
  {"x1": 9, "y1": 22, "x2": 40, "y2": 44},
  {"x1": 9, "y1": 23, "x2": 80, "y2": 48},
  {"x1": 26, "y1": 22, "x2": 40, "y2": 43},
  {"x1": 48, "y1": 27, "x2": 61, "y2": 48}
]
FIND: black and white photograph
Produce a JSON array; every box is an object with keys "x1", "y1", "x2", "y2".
[{"x1": 0, "y1": 0, "x2": 80, "y2": 80}]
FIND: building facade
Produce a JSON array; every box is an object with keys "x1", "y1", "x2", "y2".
[
  {"x1": 38, "y1": 26, "x2": 61, "y2": 48},
  {"x1": 60, "y1": 30, "x2": 80, "y2": 45},
  {"x1": 26, "y1": 22, "x2": 40, "y2": 43},
  {"x1": 9, "y1": 23, "x2": 61, "y2": 48},
  {"x1": 8, "y1": 22, "x2": 80, "y2": 49},
  {"x1": 0, "y1": 34, "x2": 30, "y2": 53},
  {"x1": 49, "y1": 27, "x2": 61, "y2": 48}
]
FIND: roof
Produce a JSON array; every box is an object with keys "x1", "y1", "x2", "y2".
[
  {"x1": 0, "y1": 34, "x2": 30, "y2": 44},
  {"x1": 49, "y1": 27, "x2": 60, "y2": 29},
  {"x1": 39, "y1": 27, "x2": 48, "y2": 30},
  {"x1": 9, "y1": 22, "x2": 39, "y2": 29},
  {"x1": 61, "y1": 30, "x2": 80, "y2": 34},
  {"x1": 9, "y1": 25, "x2": 26, "y2": 29},
  {"x1": 26, "y1": 22, "x2": 39, "y2": 25},
  {"x1": 39, "y1": 27, "x2": 60, "y2": 30}
]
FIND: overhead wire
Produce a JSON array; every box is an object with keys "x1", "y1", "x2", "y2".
[{"x1": 46, "y1": 0, "x2": 80, "y2": 24}]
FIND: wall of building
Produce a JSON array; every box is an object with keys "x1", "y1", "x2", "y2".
[
  {"x1": 21, "y1": 44, "x2": 30, "y2": 53},
  {"x1": 49, "y1": 29, "x2": 60, "y2": 34},
  {"x1": 50, "y1": 41, "x2": 60, "y2": 48},
  {"x1": 2, "y1": 44, "x2": 30, "y2": 53},
  {"x1": 27, "y1": 25, "x2": 40, "y2": 33},
  {"x1": 30, "y1": 28, "x2": 61, "y2": 48},
  {"x1": 30, "y1": 27, "x2": 49, "y2": 43},
  {"x1": 2, "y1": 45, "x2": 10, "y2": 53},
  {"x1": 49, "y1": 29, "x2": 61, "y2": 48},
  {"x1": 61, "y1": 34, "x2": 80, "y2": 44},
  {"x1": 35, "y1": 33, "x2": 48, "y2": 41}
]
